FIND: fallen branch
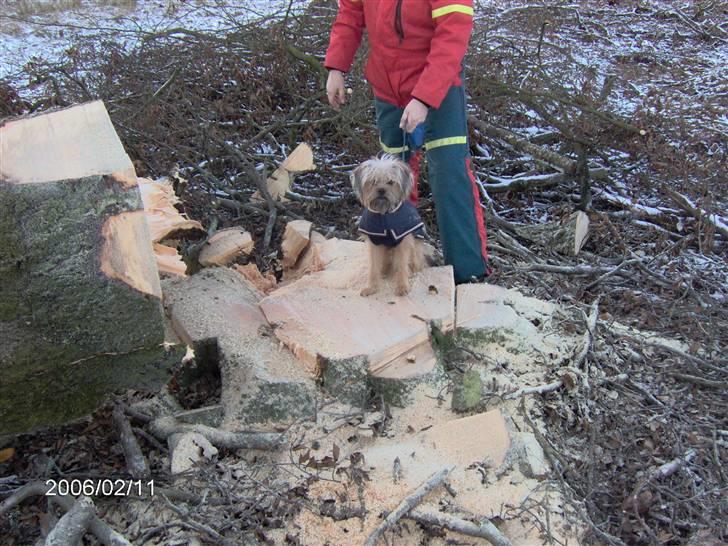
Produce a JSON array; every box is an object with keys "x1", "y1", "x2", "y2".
[
  {"x1": 113, "y1": 405, "x2": 150, "y2": 479},
  {"x1": 364, "y1": 465, "x2": 455, "y2": 546},
  {"x1": 284, "y1": 42, "x2": 328, "y2": 79},
  {"x1": 624, "y1": 449, "x2": 698, "y2": 512},
  {"x1": 510, "y1": 263, "x2": 613, "y2": 276},
  {"x1": 668, "y1": 373, "x2": 727, "y2": 390},
  {"x1": 148, "y1": 416, "x2": 284, "y2": 450},
  {"x1": 471, "y1": 117, "x2": 578, "y2": 174},
  {"x1": 0, "y1": 482, "x2": 132, "y2": 546},
  {"x1": 217, "y1": 138, "x2": 279, "y2": 252},
  {"x1": 504, "y1": 379, "x2": 564, "y2": 400},
  {"x1": 132, "y1": 426, "x2": 167, "y2": 452},
  {"x1": 407, "y1": 507, "x2": 512, "y2": 546},
  {"x1": 493, "y1": 230, "x2": 542, "y2": 262},
  {"x1": 583, "y1": 258, "x2": 641, "y2": 291},
  {"x1": 661, "y1": 185, "x2": 728, "y2": 240},
  {"x1": 0, "y1": 482, "x2": 49, "y2": 516},
  {"x1": 45, "y1": 496, "x2": 95, "y2": 546},
  {"x1": 608, "y1": 327, "x2": 721, "y2": 373},
  {"x1": 573, "y1": 298, "x2": 600, "y2": 371},
  {"x1": 484, "y1": 172, "x2": 567, "y2": 193},
  {"x1": 52, "y1": 494, "x2": 133, "y2": 546}
]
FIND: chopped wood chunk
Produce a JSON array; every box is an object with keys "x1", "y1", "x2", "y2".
[{"x1": 199, "y1": 228, "x2": 254, "y2": 267}]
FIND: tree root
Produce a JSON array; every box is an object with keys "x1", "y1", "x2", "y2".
[{"x1": 148, "y1": 415, "x2": 284, "y2": 450}]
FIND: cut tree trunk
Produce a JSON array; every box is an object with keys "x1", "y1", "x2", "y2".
[
  {"x1": 163, "y1": 267, "x2": 317, "y2": 425},
  {"x1": 0, "y1": 101, "x2": 179, "y2": 435},
  {"x1": 259, "y1": 237, "x2": 455, "y2": 406}
]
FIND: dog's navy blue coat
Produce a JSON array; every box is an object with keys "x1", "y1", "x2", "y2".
[{"x1": 358, "y1": 202, "x2": 425, "y2": 247}]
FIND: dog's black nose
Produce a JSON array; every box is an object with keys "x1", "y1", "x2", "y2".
[{"x1": 377, "y1": 188, "x2": 386, "y2": 195}]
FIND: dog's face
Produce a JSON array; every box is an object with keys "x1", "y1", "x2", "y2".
[{"x1": 350, "y1": 154, "x2": 413, "y2": 214}]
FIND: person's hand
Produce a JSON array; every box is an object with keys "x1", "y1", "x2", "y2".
[
  {"x1": 399, "y1": 98, "x2": 428, "y2": 133},
  {"x1": 326, "y1": 70, "x2": 346, "y2": 110}
]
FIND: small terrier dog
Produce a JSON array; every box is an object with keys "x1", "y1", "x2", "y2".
[{"x1": 351, "y1": 154, "x2": 425, "y2": 297}]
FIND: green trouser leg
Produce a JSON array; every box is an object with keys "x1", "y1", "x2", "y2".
[
  {"x1": 374, "y1": 87, "x2": 489, "y2": 283},
  {"x1": 375, "y1": 98, "x2": 422, "y2": 202}
]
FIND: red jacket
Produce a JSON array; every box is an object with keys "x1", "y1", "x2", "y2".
[{"x1": 324, "y1": 0, "x2": 474, "y2": 109}]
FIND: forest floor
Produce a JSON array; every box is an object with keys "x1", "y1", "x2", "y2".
[{"x1": 1, "y1": 1, "x2": 726, "y2": 544}]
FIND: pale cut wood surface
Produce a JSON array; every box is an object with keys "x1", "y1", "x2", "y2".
[
  {"x1": 0, "y1": 101, "x2": 133, "y2": 185},
  {"x1": 260, "y1": 238, "x2": 455, "y2": 379}
]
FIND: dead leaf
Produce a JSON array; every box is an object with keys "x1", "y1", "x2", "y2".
[
  {"x1": 0, "y1": 447, "x2": 15, "y2": 464},
  {"x1": 561, "y1": 372, "x2": 577, "y2": 391}
]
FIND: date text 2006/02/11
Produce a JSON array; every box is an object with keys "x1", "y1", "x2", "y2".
[{"x1": 45, "y1": 479, "x2": 155, "y2": 497}]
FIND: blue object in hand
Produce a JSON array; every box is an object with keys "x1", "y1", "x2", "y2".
[{"x1": 404, "y1": 123, "x2": 426, "y2": 150}]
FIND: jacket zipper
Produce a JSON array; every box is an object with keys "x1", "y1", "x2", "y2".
[{"x1": 395, "y1": 0, "x2": 404, "y2": 43}]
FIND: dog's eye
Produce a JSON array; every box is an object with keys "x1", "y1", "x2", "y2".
[{"x1": 387, "y1": 180, "x2": 395, "y2": 186}]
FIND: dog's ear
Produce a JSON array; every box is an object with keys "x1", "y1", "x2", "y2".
[
  {"x1": 350, "y1": 162, "x2": 369, "y2": 199},
  {"x1": 394, "y1": 159, "x2": 414, "y2": 198}
]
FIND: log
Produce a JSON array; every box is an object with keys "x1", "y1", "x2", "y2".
[
  {"x1": 0, "y1": 101, "x2": 179, "y2": 435},
  {"x1": 259, "y1": 238, "x2": 455, "y2": 406},
  {"x1": 253, "y1": 143, "x2": 316, "y2": 201},
  {"x1": 163, "y1": 268, "x2": 316, "y2": 425}
]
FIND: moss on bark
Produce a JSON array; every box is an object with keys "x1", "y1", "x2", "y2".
[{"x1": 0, "y1": 176, "x2": 176, "y2": 435}]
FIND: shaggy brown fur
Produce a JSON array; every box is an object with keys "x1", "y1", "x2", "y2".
[{"x1": 351, "y1": 155, "x2": 424, "y2": 296}]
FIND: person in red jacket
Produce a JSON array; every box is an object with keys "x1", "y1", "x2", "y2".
[{"x1": 325, "y1": 0, "x2": 490, "y2": 284}]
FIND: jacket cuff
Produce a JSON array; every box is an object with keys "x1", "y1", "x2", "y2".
[
  {"x1": 411, "y1": 85, "x2": 447, "y2": 110},
  {"x1": 411, "y1": 95, "x2": 432, "y2": 109}
]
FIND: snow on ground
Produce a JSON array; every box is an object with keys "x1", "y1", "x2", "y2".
[
  {"x1": 0, "y1": 0, "x2": 310, "y2": 80},
  {"x1": 480, "y1": 1, "x2": 727, "y2": 151}
]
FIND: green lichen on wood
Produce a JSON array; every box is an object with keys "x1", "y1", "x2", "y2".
[
  {"x1": 0, "y1": 176, "x2": 176, "y2": 435},
  {"x1": 0, "y1": 341, "x2": 176, "y2": 434},
  {"x1": 236, "y1": 381, "x2": 317, "y2": 424},
  {"x1": 451, "y1": 368, "x2": 484, "y2": 413},
  {"x1": 321, "y1": 355, "x2": 371, "y2": 408},
  {"x1": 321, "y1": 352, "x2": 447, "y2": 408},
  {"x1": 369, "y1": 366, "x2": 445, "y2": 407},
  {"x1": 456, "y1": 328, "x2": 511, "y2": 349}
]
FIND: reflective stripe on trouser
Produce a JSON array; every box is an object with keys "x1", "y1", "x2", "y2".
[{"x1": 374, "y1": 86, "x2": 488, "y2": 282}]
